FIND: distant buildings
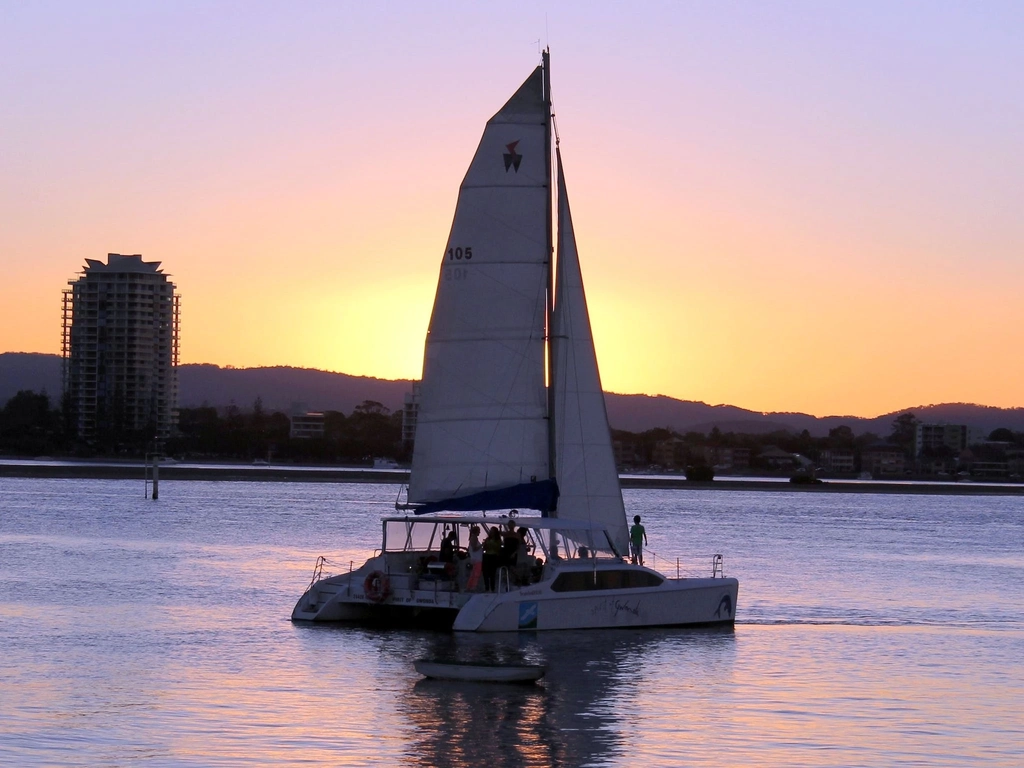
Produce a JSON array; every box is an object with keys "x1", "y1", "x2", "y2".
[
  {"x1": 613, "y1": 437, "x2": 638, "y2": 468},
  {"x1": 862, "y1": 442, "x2": 906, "y2": 476},
  {"x1": 289, "y1": 404, "x2": 325, "y2": 439},
  {"x1": 915, "y1": 423, "x2": 985, "y2": 457},
  {"x1": 62, "y1": 254, "x2": 180, "y2": 443},
  {"x1": 635, "y1": 438, "x2": 752, "y2": 471},
  {"x1": 758, "y1": 446, "x2": 799, "y2": 470},
  {"x1": 819, "y1": 449, "x2": 855, "y2": 473},
  {"x1": 701, "y1": 446, "x2": 751, "y2": 470},
  {"x1": 402, "y1": 382, "x2": 420, "y2": 447},
  {"x1": 651, "y1": 437, "x2": 686, "y2": 468}
]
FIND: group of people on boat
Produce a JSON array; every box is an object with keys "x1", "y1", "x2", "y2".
[
  {"x1": 427, "y1": 515, "x2": 542, "y2": 592},
  {"x1": 469, "y1": 517, "x2": 537, "y2": 591},
  {"x1": 419, "y1": 512, "x2": 650, "y2": 593}
]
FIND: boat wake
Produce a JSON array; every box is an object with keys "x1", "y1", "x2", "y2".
[{"x1": 740, "y1": 617, "x2": 1022, "y2": 630}]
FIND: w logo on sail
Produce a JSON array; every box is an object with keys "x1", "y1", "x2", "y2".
[{"x1": 503, "y1": 140, "x2": 522, "y2": 172}]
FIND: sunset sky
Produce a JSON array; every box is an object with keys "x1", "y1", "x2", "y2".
[{"x1": 2, "y1": 2, "x2": 1022, "y2": 417}]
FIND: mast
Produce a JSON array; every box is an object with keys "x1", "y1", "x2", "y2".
[{"x1": 543, "y1": 48, "x2": 557, "y2": 491}]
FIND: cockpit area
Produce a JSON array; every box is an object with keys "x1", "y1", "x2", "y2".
[{"x1": 377, "y1": 515, "x2": 624, "y2": 593}]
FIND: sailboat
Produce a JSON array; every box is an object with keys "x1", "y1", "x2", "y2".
[{"x1": 291, "y1": 52, "x2": 738, "y2": 631}]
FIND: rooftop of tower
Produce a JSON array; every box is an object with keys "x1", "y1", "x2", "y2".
[{"x1": 82, "y1": 253, "x2": 164, "y2": 274}]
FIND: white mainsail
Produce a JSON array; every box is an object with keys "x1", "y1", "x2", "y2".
[
  {"x1": 550, "y1": 150, "x2": 630, "y2": 555},
  {"x1": 408, "y1": 66, "x2": 554, "y2": 511}
]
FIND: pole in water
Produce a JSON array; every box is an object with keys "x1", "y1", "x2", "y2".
[{"x1": 151, "y1": 451, "x2": 159, "y2": 500}]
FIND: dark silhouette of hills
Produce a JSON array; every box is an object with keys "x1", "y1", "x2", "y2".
[
  {"x1": 604, "y1": 393, "x2": 1024, "y2": 437},
  {"x1": 0, "y1": 354, "x2": 413, "y2": 416},
  {"x1": 0, "y1": 353, "x2": 62, "y2": 401},
  {"x1": 178, "y1": 363, "x2": 413, "y2": 415},
  {"x1": 3, "y1": 352, "x2": 1023, "y2": 436}
]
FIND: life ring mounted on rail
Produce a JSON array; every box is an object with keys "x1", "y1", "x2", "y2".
[{"x1": 363, "y1": 571, "x2": 391, "y2": 603}]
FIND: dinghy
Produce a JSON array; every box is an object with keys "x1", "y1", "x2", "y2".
[{"x1": 414, "y1": 659, "x2": 546, "y2": 683}]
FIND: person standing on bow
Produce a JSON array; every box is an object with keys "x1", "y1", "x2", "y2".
[{"x1": 630, "y1": 515, "x2": 648, "y2": 565}]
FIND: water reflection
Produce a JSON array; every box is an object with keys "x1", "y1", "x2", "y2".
[
  {"x1": 391, "y1": 628, "x2": 737, "y2": 768},
  {"x1": 5, "y1": 478, "x2": 1021, "y2": 766}
]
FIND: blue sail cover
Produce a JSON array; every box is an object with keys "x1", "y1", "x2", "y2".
[{"x1": 409, "y1": 478, "x2": 559, "y2": 516}]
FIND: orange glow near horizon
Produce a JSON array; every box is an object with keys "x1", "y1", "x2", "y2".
[{"x1": 1, "y1": 5, "x2": 1022, "y2": 418}]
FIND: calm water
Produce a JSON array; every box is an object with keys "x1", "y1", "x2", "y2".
[{"x1": 0, "y1": 478, "x2": 1021, "y2": 767}]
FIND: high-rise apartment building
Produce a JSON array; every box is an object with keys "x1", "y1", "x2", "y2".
[{"x1": 61, "y1": 254, "x2": 180, "y2": 443}]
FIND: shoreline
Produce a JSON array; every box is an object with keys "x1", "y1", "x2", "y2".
[{"x1": 2, "y1": 462, "x2": 1023, "y2": 495}]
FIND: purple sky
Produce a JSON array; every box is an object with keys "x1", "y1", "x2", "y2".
[{"x1": 2, "y1": 2, "x2": 1022, "y2": 416}]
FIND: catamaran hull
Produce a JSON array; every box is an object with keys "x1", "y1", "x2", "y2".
[
  {"x1": 291, "y1": 572, "x2": 466, "y2": 628},
  {"x1": 453, "y1": 578, "x2": 739, "y2": 632},
  {"x1": 294, "y1": 601, "x2": 460, "y2": 628},
  {"x1": 293, "y1": 573, "x2": 737, "y2": 633}
]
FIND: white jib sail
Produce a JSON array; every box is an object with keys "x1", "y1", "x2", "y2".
[
  {"x1": 409, "y1": 66, "x2": 551, "y2": 507},
  {"x1": 551, "y1": 149, "x2": 630, "y2": 555}
]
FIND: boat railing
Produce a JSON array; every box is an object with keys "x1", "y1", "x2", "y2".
[
  {"x1": 712, "y1": 554, "x2": 724, "y2": 578},
  {"x1": 497, "y1": 566, "x2": 512, "y2": 593},
  {"x1": 304, "y1": 556, "x2": 354, "y2": 593},
  {"x1": 647, "y1": 550, "x2": 728, "y2": 579},
  {"x1": 305, "y1": 556, "x2": 327, "y2": 592}
]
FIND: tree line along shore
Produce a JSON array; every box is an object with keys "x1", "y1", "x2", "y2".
[
  {"x1": 1, "y1": 462, "x2": 1022, "y2": 497},
  {"x1": 2, "y1": 390, "x2": 1023, "y2": 489}
]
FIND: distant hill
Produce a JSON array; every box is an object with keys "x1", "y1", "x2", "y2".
[
  {"x1": 177, "y1": 363, "x2": 413, "y2": 415},
  {"x1": 605, "y1": 393, "x2": 1024, "y2": 437},
  {"x1": 3, "y1": 352, "x2": 1023, "y2": 436},
  {"x1": 0, "y1": 354, "x2": 414, "y2": 416},
  {"x1": 0, "y1": 352, "x2": 62, "y2": 402},
  {"x1": 685, "y1": 420, "x2": 804, "y2": 436}
]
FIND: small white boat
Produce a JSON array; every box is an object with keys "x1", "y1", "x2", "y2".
[{"x1": 414, "y1": 659, "x2": 546, "y2": 683}]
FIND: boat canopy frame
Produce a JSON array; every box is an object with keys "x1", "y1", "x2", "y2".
[{"x1": 379, "y1": 515, "x2": 622, "y2": 561}]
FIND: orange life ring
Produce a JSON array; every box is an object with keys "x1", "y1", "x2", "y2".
[{"x1": 363, "y1": 571, "x2": 391, "y2": 603}]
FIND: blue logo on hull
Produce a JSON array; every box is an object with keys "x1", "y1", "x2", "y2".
[
  {"x1": 714, "y1": 594, "x2": 733, "y2": 619},
  {"x1": 518, "y1": 601, "x2": 538, "y2": 629}
]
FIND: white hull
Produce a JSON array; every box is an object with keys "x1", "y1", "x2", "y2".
[
  {"x1": 453, "y1": 576, "x2": 738, "y2": 632},
  {"x1": 292, "y1": 545, "x2": 737, "y2": 633}
]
